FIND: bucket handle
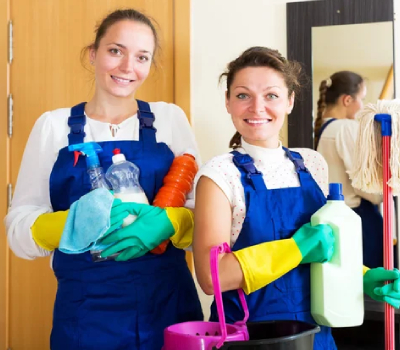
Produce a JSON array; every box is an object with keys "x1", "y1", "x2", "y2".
[{"x1": 210, "y1": 242, "x2": 250, "y2": 349}]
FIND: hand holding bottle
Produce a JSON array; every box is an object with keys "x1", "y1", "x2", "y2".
[{"x1": 292, "y1": 223, "x2": 335, "y2": 264}]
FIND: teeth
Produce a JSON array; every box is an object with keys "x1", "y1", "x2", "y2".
[
  {"x1": 247, "y1": 119, "x2": 270, "y2": 124},
  {"x1": 112, "y1": 76, "x2": 131, "y2": 83}
]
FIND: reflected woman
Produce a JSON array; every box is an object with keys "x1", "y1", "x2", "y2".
[{"x1": 314, "y1": 71, "x2": 383, "y2": 268}]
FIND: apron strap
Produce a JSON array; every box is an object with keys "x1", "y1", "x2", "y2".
[
  {"x1": 231, "y1": 151, "x2": 266, "y2": 192},
  {"x1": 283, "y1": 147, "x2": 311, "y2": 186},
  {"x1": 67, "y1": 100, "x2": 157, "y2": 147},
  {"x1": 315, "y1": 118, "x2": 337, "y2": 149},
  {"x1": 68, "y1": 102, "x2": 87, "y2": 145},
  {"x1": 137, "y1": 100, "x2": 157, "y2": 148}
]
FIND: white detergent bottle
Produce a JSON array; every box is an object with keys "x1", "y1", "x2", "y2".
[
  {"x1": 310, "y1": 183, "x2": 364, "y2": 327},
  {"x1": 105, "y1": 149, "x2": 149, "y2": 226}
]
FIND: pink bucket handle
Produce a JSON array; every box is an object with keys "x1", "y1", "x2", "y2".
[{"x1": 210, "y1": 242, "x2": 249, "y2": 349}]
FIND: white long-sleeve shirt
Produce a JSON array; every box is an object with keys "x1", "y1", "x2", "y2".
[
  {"x1": 5, "y1": 102, "x2": 200, "y2": 260},
  {"x1": 194, "y1": 139, "x2": 328, "y2": 246},
  {"x1": 317, "y1": 118, "x2": 382, "y2": 208}
]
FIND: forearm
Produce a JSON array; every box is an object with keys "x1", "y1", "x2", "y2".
[{"x1": 196, "y1": 251, "x2": 244, "y2": 296}]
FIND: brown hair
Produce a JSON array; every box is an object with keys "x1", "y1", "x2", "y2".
[
  {"x1": 81, "y1": 8, "x2": 161, "y2": 70},
  {"x1": 220, "y1": 47, "x2": 304, "y2": 149},
  {"x1": 314, "y1": 71, "x2": 364, "y2": 149}
]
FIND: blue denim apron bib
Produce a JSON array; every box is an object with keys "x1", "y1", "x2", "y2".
[
  {"x1": 210, "y1": 148, "x2": 337, "y2": 350},
  {"x1": 49, "y1": 101, "x2": 203, "y2": 350}
]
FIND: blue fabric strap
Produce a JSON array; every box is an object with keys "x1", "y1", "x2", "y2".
[
  {"x1": 231, "y1": 151, "x2": 266, "y2": 191},
  {"x1": 137, "y1": 100, "x2": 157, "y2": 149},
  {"x1": 68, "y1": 102, "x2": 87, "y2": 145},
  {"x1": 283, "y1": 147, "x2": 310, "y2": 185},
  {"x1": 137, "y1": 99, "x2": 156, "y2": 130},
  {"x1": 315, "y1": 118, "x2": 337, "y2": 149}
]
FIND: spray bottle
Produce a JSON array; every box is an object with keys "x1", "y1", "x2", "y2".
[
  {"x1": 68, "y1": 142, "x2": 110, "y2": 190},
  {"x1": 310, "y1": 183, "x2": 364, "y2": 327},
  {"x1": 68, "y1": 142, "x2": 116, "y2": 262}
]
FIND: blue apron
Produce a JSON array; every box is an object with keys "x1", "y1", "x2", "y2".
[
  {"x1": 317, "y1": 118, "x2": 384, "y2": 268},
  {"x1": 48, "y1": 101, "x2": 203, "y2": 350},
  {"x1": 210, "y1": 148, "x2": 337, "y2": 350}
]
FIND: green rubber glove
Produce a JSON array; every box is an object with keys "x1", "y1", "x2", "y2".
[
  {"x1": 364, "y1": 268, "x2": 400, "y2": 308},
  {"x1": 292, "y1": 223, "x2": 335, "y2": 264},
  {"x1": 99, "y1": 203, "x2": 175, "y2": 261}
]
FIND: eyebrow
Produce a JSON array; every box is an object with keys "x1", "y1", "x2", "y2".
[
  {"x1": 107, "y1": 43, "x2": 153, "y2": 55},
  {"x1": 234, "y1": 85, "x2": 283, "y2": 90}
]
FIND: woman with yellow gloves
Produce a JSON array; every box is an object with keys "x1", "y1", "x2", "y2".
[
  {"x1": 5, "y1": 8, "x2": 202, "y2": 350},
  {"x1": 192, "y1": 47, "x2": 400, "y2": 350}
]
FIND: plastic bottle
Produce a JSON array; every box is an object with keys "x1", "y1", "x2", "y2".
[
  {"x1": 151, "y1": 149, "x2": 198, "y2": 254},
  {"x1": 310, "y1": 183, "x2": 364, "y2": 327},
  {"x1": 68, "y1": 142, "x2": 114, "y2": 262},
  {"x1": 105, "y1": 149, "x2": 149, "y2": 226},
  {"x1": 68, "y1": 142, "x2": 110, "y2": 190}
]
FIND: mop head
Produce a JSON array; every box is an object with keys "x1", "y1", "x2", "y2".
[{"x1": 349, "y1": 99, "x2": 400, "y2": 195}]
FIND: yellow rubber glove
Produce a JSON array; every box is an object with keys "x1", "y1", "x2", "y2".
[
  {"x1": 233, "y1": 238, "x2": 302, "y2": 295},
  {"x1": 363, "y1": 265, "x2": 370, "y2": 275},
  {"x1": 167, "y1": 207, "x2": 194, "y2": 249},
  {"x1": 31, "y1": 211, "x2": 69, "y2": 251}
]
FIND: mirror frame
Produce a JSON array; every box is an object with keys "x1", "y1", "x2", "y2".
[{"x1": 286, "y1": 0, "x2": 394, "y2": 148}]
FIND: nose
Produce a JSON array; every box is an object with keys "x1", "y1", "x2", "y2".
[
  {"x1": 250, "y1": 96, "x2": 266, "y2": 115},
  {"x1": 119, "y1": 55, "x2": 135, "y2": 73}
]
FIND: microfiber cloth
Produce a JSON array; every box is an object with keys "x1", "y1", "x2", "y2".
[{"x1": 59, "y1": 188, "x2": 114, "y2": 254}]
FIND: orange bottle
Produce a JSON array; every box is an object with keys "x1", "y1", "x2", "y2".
[{"x1": 151, "y1": 150, "x2": 198, "y2": 254}]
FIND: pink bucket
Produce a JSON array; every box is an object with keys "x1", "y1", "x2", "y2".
[{"x1": 163, "y1": 243, "x2": 249, "y2": 350}]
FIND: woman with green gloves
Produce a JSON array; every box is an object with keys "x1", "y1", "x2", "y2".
[
  {"x1": 191, "y1": 46, "x2": 400, "y2": 349},
  {"x1": 5, "y1": 8, "x2": 202, "y2": 350}
]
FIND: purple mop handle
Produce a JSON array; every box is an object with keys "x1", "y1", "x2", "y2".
[{"x1": 210, "y1": 243, "x2": 250, "y2": 348}]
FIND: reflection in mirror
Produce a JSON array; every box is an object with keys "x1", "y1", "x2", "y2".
[
  {"x1": 311, "y1": 21, "x2": 397, "y2": 350},
  {"x1": 312, "y1": 21, "x2": 394, "y2": 121}
]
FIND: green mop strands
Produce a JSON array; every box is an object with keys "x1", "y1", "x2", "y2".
[{"x1": 349, "y1": 99, "x2": 400, "y2": 195}]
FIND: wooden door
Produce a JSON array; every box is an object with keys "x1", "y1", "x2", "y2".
[{"x1": 6, "y1": 0, "x2": 189, "y2": 348}]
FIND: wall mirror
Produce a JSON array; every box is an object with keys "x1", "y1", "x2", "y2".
[{"x1": 287, "y1": 0, "x2": 397, "y2": 348}]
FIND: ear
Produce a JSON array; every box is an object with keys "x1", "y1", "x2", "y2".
[
  {"x1": 89, "y1": 47, "x2": 96, "y2": 64},
  {"x1": 225, "y1": 91, "x2": 231, "y2": 114},
  {"x1": 287, "y1": 92, "x2": 295, "y2": 114},
  {"x1": 342, "y1": 95, "x2": 353, "y2": 107}
]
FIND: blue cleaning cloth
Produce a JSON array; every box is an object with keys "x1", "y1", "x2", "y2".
[{"x1": 59, "y1": 188, "x2": 114, "y2": 254}]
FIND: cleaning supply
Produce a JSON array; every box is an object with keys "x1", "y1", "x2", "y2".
[
  {"x1": 105, "y1": 149, "x2": 149, "y2": 226},
  {"x1": 59, "y1": 188, "x2": 119, "y2": 254},
  {"x1": 151, "y1": 149, "x2": 198, "y2": 254},
  {"x1": 99, "y1": 203, "x2": 194, "y2": 261},
  {"x1": 349, "y1": 100, "x2": 400, "y2": 349},
  {"x1": 153, "y1": 149, "x2": 198, "y2": 207},
  {"x1": 310, "y1": 183, "x2": 364, "y2": 327},
  {"x1": 233, "y1": 222, "x2": 334, "y2": 295},
  {"x1": 163, "y1": 242, "x2": 321, "y2": 350},
  {"x1": 68, "y1": 142, "x2": 110, "y2": 190}
]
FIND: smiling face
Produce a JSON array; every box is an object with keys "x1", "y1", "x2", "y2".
[
  {"x1": 89, "y1": 19, "x2": 155, "y2": 99},
  {"x1": 226, "y1": 66, "x2": 294, "y2": 148}
]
